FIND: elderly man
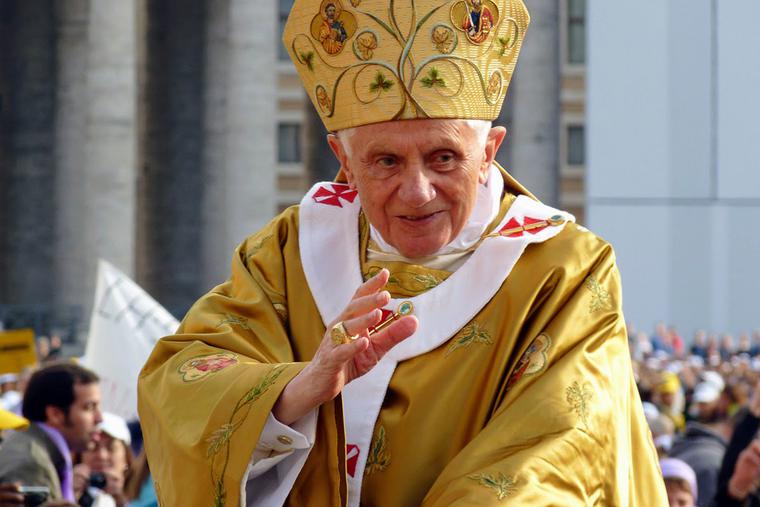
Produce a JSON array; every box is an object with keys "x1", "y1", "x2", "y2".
[{"x1": 138, "y1": 0, "x2": 666, "y2": 505}]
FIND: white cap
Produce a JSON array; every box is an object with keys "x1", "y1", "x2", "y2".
[
  {"x1": 0, "y1": 373, "x2": 17, "y2": 384},
  {"x1": 701, "y1": 371, "x2": 725, "y2": 392},
  {"x1": 98, "y1": 412, "x2": 131, "y2": 446},
  {"x1": 692, "y1": 382, "x2": 721, "y2": 404}
]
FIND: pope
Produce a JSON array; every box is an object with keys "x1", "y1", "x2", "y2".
[{"x1": 138, "y1": 0, "x2": 667, "y2": 505}]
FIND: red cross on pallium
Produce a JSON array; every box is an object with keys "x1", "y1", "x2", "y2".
[
  {"x1": 312, "y1": 184, "x2": 358, "y2": 208},
  {"x1": 499, "y1": 216, "x2": 549, "y2": 237},
  {"x1": 346, "y1": 444, "x2": 360, "y2": 477}
]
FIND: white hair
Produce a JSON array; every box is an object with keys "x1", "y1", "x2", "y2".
[{"x1": 336, "y1": 119, "x2": 492, "y2": 157}]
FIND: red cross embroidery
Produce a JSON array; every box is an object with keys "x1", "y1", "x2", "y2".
[
  {"x1": 312, "y1": 184, "x2": 358, "y2": 208},
  {"x1": 498, "y1": 216, "x2": 549, "y2": 237},
  {"x1": 346, "y1": 444, "x2": 360, "y2": 477}
]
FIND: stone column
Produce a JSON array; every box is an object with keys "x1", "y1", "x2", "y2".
[
  {"x1": 54, "y1": 0, "x2": 89, "y2": 313},
  {"x1": 80, "y1": 0, "x2": 138, "y2": 317},
  {"x1": 0, "y1": 0, "x2": 57, "y2": 306},
  {"x1": 201, "y1": 0, "x2": 278, "y2": 289},
  {"x1": 501, "y1": 0, "x2": 560, "y2": 206},
  {"x1": 136, "y1": 0, "x2": 205, "y2": 318}
]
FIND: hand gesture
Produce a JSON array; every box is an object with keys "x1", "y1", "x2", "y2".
[
  {"x1": 273, "y1": 269, "x2": 417, "y2": 425},
  {"x1": 0, "y1": 483, "x2": 23, "y2": 507}
]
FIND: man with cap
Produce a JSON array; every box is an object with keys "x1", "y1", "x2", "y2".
[
  {"x1": 138, "y1": 0, "x2": 666, "y2": 505},
  {"x1": 661, "y1": 457, "x2": 698, "y2": 507}
]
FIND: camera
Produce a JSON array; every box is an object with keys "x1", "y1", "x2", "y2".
[
  {"x1": 89, "y1": 471, "x2": 107, "y2": 490},
  {"x1": 17, "y1": 486, "x2": 49, "y2": 507}
]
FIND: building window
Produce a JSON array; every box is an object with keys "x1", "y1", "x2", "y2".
[
  {"x1": 278, "y1": 0, "x2": 294, "y2": 60},
  {"x1": 567, "y1": 0, "x2": 586, "y2": 65},
  {"x1": 567, "y1": 125, "x2": 585, "y2": 165},
  {"x1": 278, "y1": 123, "x2": 302, "y2": 163}
]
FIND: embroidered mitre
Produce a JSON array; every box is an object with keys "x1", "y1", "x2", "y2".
[{"x1": 283, "y1": 0, "x2": 530, "y2": 131}]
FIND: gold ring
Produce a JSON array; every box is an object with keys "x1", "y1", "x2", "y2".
[{"x1": 331, "y1": 321, "x2": 356, "y2": 346}]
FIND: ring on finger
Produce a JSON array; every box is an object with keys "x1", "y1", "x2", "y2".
[{"x1": 331, "y1": 321, "x2": 358, "y2": 346}]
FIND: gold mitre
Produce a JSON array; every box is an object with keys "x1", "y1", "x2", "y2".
[{"x1": 283, "y1": 0, "x2": 530, "y2": 131}]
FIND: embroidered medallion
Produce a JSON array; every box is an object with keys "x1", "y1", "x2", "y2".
[
  {"x1": 309, "y1": 0, "x2": 357, "y2": 56},
  {"x1": 507, "y1": 333, "x2": 551, "y2": 389},
  {"x1": 312, "y1": 183, "x2": 358, "y2": 208},
  {"x1": 450, "y1": 0, "x2": 500, "y2": 45},
  {"x1": 566, "y1": 380, "x2": 593, "y2": 430},
  {"x1": 584, "y1": 275, "x2": 612, "y2": 313},
  {"x1": 468, "y1": 472, "x2": 517, "y2": 500},
  {"x1": 353, "y1": 30, "x2": 378, "y2": 61},
  {"x1": 364, "y1": 425, "x2": 390, "y2": 475},
  {"x1": 315, "y1": 85, "x2": 332, "y2": 113},
  {"x1": 208, "y1": 366, "x2": 285, "y2": 506},
  {"x1": 486, "y1": 71, "x2": 502, "y2": 100},
  {"x1": 178, "y1": 352, "x2": 238, "y2": 383},
  {"x1": 446, "y1": 322, "x2": 493, "y2": 356}
]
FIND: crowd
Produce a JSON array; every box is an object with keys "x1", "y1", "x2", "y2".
[
  {"x1": 633, "y1": 323, "x2": 760, "y2": 507},
  {"x1": 0, "y1": 338, "x2": 156, "y2": 507},
  {"x1": 1, "y1": 325, "x2": 760, "y2": 506}
]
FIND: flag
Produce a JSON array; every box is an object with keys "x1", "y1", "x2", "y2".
[{"x1": 82, "y1": 260, "x2": 179, "y2": 420}]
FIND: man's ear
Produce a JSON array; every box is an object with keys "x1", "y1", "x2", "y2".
[
  {"x1": 327, "y1": 134, "x2": 355, "y2": 187},
  {"x1": 45, "y1": 405, "x2": 66, "y2": 427},
  {"x1": 479, "y1": 126, "x2": 507, "y2": 184}
]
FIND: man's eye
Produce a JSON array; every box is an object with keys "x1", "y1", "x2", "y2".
[
  {"x1": 377, "y1": 157, "x2": 396, "y2": 167},
  {"x1": 434, "y1": 152, "x2": 455, "y2": 165}
]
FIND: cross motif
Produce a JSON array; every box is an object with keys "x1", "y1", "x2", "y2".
[
  {"x1": 498, "y1": 216, "x2": 551, "y2": 237},
  {"x1": 312, "y1": 184, "x2": 358, "y2": 208},
  {"x1": 346, "y1": 444, "x2": 360, "y2": 477}
]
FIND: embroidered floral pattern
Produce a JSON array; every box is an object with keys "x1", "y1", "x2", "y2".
[
  {"x1": 209, "y1": 366, "x2": 286, "y2": 506},
  {"x1": 299, "y1": 50, "x2": 315, "y2": 71},
  {"x1": 431, "y1": 24, "x2": 457, "y2": 54},
  {"x1": 496, "y1": 35, "x2": 512, "y2": 56},
  {"x1": 353, "y1": 31, "x2": 378, "y2": 60},
  {"x1": 585, "y1": 275, "x2": 612, "y2": 313},
  {"x1": 486, "y1": 71, "x2": 501, "y2": 100},
  {"x1": 364, "y1": 425, "x2": 391, "y2": 475},
  {"x1": 566, "y1": 380, "x2": 593, "y2": 430},
  {"x1": 446, "y1": 322, "x2": 493, "y2": 356},
  {"x1": 315, "y1": 85, "x2": 332, "y2": 113},
  {"x1": 421, "y1": 67, "x2": 446, "y2": 88},
  {"x1": 468, "y1": 472, "x2": 517, "y2": 500},
  {"x1": 369, "y1": 72, "x2": 394, "y2": 93},
  {"x1": 178, "y1": 352, "x2": 238, "y2": 383},
  {"x1": 216, "y1": 314, "x2": 252, "y2": 331},
  {"x1": 507, "y1": 333, "x2": 551, "y2": 388}
]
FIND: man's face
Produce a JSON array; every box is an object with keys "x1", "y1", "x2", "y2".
[
  {"x1": 665, "y1": 481, "x2": 694, "y2": 507},
  {"x1": 53, "y1": 382, "x2": 103, "y2": 452},
  {"x1": 330, "y1": 119, "x2": 505, "y2": 258},
  {"x1": 472, "y1": 0, "x2": 482, "y2": 9},
  {"x1": 326, "y1": 5, "x2": 336, "y2": 19}
]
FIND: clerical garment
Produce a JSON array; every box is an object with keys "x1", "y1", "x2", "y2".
[{"x1": 137, "y1": 166, "x2": 667, "y2": 506}]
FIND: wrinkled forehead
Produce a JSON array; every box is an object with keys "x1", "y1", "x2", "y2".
[{"x1": 338, "y1": 118, "x2": 490, "y2": 155}]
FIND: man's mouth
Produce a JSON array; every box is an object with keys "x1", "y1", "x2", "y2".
[{"x1": 398, "y1": 211, "x2": 442, "y2": 222}]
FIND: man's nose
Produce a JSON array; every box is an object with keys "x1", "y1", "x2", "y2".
[{"x1": 397, "y1": 163, "x2": 436, "y2": 207}]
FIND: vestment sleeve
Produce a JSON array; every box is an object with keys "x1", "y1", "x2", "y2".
[
  {"x1": 137, "y1": 219, "x2": 312, "y2": 507},
  {"x1": 423, "y1": 241, "x2": 667, "y2": 506}
]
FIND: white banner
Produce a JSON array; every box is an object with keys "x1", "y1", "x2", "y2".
[{"x1": 83, "y1": 260, "x2": 179, "y2": 421}]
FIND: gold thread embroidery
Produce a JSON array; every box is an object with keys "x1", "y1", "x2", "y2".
[
  {"x1": 364, "y1": 425, "x2": 391, "y2": 475},
  {"x1": 446, "y1": 322, "x2": 493, "y2": 356},
  {"x1": 245, "y1": 234, "x2": 273, "y2": 261},
  {"x1": 431, "y1": 24, "x2": 457, "y2": 54},
  {"x1": 209, "y1": 366, "x2": 286, "y2": 506},
  {"x1": 566, "y1": 380, "x2": 593, "y2": 430},
  {"x1": 216, "y1": 314, "x2": 251, "y2": 331},
  {"x1": 468, "y1": 472, "x2": 517, "y2": 500},
  {"x1": 272, "y1": 302, "x2": 288, "y2": 323},
  {"x1": 585, "y1": 275, "x2": 612, "y2": 313}
]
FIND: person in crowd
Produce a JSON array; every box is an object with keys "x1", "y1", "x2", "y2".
[
  {"x1": 661, "y1": 457, "x2": 698, "y2": 507},
  {"x1": 692, "y1": 331, "x2": 708, "y2": 359},
  {"x1": 122, "y1": 450, "x2": 157, "y2": 507},
  {"x1": 671, "y1": 327, "x2": 685, "y2": 358},
  {"x1": 650, "y1": 412, "x2": 676, "y2": 458},
  {"x1": 137, "y1": 0, "x2": 666, "y2": 504},
  {"x1": 0, "y1": 363, "x2": 102, "y2": 503},
  {"x1": 0, "y1": 376, "x2": 20, "y2": 416},
  {"x1": 671, "y1": 381, "x2": 731, "y2": 507},
  {"x1": 37, "y1": 337, "x2": 51, "y2": 363},
  {"x1": 722, "y1": 335, "x2": 737, "y2": 361},
  {"x1": 74, "y1": 413, "x2": 133, "y2": 507},
  {"x1": 750, "y1": 331, "x2": 760, "y2": 357},
  {"x1": 713, "y1": 382, "x2": 760, "y2": 506},
  {"x1": 738, "y1": 333, "x2": 753, "y2": 357},
  {"x1": 656, "y1": 371, "x2": 686, "y2": 432}
]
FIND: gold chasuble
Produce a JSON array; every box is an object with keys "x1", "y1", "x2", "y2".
[{"x1": 138, "y1": 168, "x2": 666, "y2": 506}]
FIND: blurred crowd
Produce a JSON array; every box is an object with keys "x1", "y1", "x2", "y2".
[
  {"x1": 0, "y1": 338, "x2": 155, "y2": 507},
  {"x1": 633, "y1": 323, "x2": 760, "y2": 507},
  {"x1": 3, "y1": 325, "x2": 760, "y2": 506}
]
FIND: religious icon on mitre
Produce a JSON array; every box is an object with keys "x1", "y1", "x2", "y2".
[
  {"x1": 450, "y1": 0, "x2": 500, "y2": 44},
  {"x1": 310, "y1": 0, "x2": 358, "y2": 55}
]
